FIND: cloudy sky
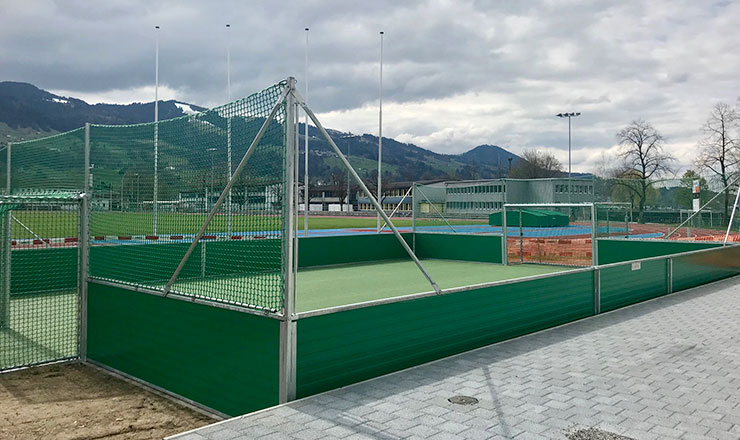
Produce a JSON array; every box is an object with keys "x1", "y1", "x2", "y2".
[{"x1": 1, "y1": 0, "x2": 739, "y2": 172}]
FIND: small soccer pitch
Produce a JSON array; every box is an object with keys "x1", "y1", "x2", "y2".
[{"x1": 170, "y1": 259, "x2": 568, "y2": 312}]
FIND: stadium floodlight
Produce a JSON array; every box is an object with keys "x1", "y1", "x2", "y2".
[
  {"x1": 556, "y1": 112, "x2": 581, "y2": 203},
  {"x1": 377, "y1": 31, "x2": 384, "y2": 233}
]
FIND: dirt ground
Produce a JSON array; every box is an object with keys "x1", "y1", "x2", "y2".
[{"x1": 0, "y1": 362, "x2": 216, "y2": 440}]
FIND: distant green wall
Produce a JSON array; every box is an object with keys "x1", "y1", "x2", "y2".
[
  {"x1": 414, "y1": 233, "x2": 502, "y2": 263},
  {"x1": 87, "y1": 282, "x2": 280, "y2": 416},
  {"x1": 298, "y1": 234, "x2": 412, "y2": 268},
  {"x1": 296, "y1": 270, "x2": 594, "y2": 398},
  {"x1": 597, "y1": 239, "x2": 721, "y2": 264},
  {"x1": 11, "y1": 248, "x2": 77, "y2": 295}
]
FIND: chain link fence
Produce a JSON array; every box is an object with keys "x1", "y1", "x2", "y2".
[
  {"x1": 5, "y1": 83, "x2": 288, "y2": 312},
  {"x1": 0, "y1": 195, "x2": 81, "y2": 371}
]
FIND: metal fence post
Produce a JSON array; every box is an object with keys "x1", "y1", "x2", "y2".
[
  {"x1": 593, "y1": 267, "x2": 601, "y2": 315},
  {"x1": 591, "y1": 203, "x2": 598, "y2": 266},
  {"x1": 279, "y1": 78, "x2": 298, "y2": 403},
  {"x1": 84, "y1": 124, "x2": 91, "y2": 194},
  {"x1": 0, "y1": 209, "x2": 10, "y2": 329},
  {"x1": 666, "y1": 258, "x2": 673, "y2": 294},
  {"x1": 502, "y1": 205, "x2": 508, "y2": 265},
  {"x1": 412, "y1": 183, "x2": 416, "y2": 253},
  {"x1": 78, "y1": 194, "x2": 89, "y2": 360},
  {"x1": 6, "y1": 142, "x2": 11, "y2": 194}
]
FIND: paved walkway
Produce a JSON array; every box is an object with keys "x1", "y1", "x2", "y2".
[{"x1": 171, "y1": 277, "x2": 740, "y2": 440}]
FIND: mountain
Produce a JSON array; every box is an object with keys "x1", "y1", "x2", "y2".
[
  {"x1": 0, "y1": 81, "x2": 206, "y2": 134},
  {"x1": 299, "y1": 127, "x2": 521, "y2": 184},
  {"x1": 0, "y1": 81, "x2": 522, "y2": 182}
]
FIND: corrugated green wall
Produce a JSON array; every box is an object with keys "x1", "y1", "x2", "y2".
[
  {"x1": 413, "y1": 233, "x2": 502, "y2": 263},
  {"x1": 597, "y1": 239, "x2": 721, "y2": 264},
  {"x1": 87, "y1": 282, "x2": 280, "y2": 416},
  {"x1": 296, "y1": 270, "x2": 594, "y2": 398},
  {"x1": 11, "y1": 248, "x2": 77, "y2": 295},
  {"x1": 600, "y1": 259, "x2": 667, "y2": 312},
  {"x1": 298, "y1": 234, "x2": 412, "y2": 268},
  {"x1": 672, "y1": 246, "x2": 740, "y2": 292}
]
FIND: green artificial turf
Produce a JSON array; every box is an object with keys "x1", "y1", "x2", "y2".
[{"x1": 296, "y1": 260, "x2": 568, "y2": 312}]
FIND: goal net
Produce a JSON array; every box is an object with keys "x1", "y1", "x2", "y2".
[{"x1": 501, "y1": 203, "x2": 595, "y2": 267}]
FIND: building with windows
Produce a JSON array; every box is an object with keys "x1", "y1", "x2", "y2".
[{"x1": 415, "y1": 177, "x2": 595, "y2": 216}]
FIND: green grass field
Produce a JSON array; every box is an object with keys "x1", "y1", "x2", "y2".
[{"x1": 8, "y1": 211, "x2": 487, "y2": 238}]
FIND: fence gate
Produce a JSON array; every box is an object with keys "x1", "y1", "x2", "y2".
[{"x1": 0, "y1": 195, "x2": 84, "y2": 371}]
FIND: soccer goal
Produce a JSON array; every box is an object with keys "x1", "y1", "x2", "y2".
[{"x1": 500, "y1": 203, "x2": 598, "y2": 267}]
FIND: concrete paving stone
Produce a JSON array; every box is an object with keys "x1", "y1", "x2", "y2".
[
  {"x1": 205, "y1": 428, "x2": 242, "y2": 440},
  {"x1": 406, "y1": 423, "x2": 441, "y2": 438},
  {"x1": 649, "y1": 424, "x2": 685, "y2": 438},
  {"x1": 291, "y1": 428, "x2": 328, "y2": 440},
  {"x1": 173, "y1": 434, "x2": 208, "y2": 440}
]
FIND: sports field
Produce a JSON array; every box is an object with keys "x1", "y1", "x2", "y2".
[
  {"x1": 171, "y1": 259, "x2": 568, "y2": 312},
  {"x1": 9, "y1": 211, "x2": 487, "y2": 239}
]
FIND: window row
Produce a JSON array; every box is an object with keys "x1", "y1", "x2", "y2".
[
  {"x1": 446, "y1": 185, "x2": 505, "y2": 194},
  {"x1": 555, "y1": 184, "x2": 593, "y2": 194},
  {"x1": 446, "y1": 201, "x2": 503, "y2": 210}
]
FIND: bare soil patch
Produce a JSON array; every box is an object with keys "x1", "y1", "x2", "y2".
[{"x1": 0, "y1": 362, "x2": 215, "y2": 440}]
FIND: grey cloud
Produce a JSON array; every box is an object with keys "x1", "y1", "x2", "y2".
[{"x1": 1, "y1": 0, "x2": 738, "y2": 173}]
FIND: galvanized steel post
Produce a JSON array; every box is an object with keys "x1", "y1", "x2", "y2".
[
  {"x1": 279, "y1": 78, "x2": 298, "y2": 403},
  {"x1": 502, "y1": 205, "x2": 508, "y2": 265},
  {"x1": 79, "y1": 193, "x2": 89, "y2": 360}
]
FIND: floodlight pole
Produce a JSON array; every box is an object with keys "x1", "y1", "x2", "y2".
[
  {"x1": 153, "y1": 25, "x2": 160, "y2": 235},
  {"x1": 294, "y1": 88, "x2": 441, "y2": 294},
  {"x1": 377, "y1": 31, "x2": 384, "y2": 233},
  {"x1": 226, "y1": 24, "x2": 232, "y2": 236},
  {"x1": 304, "y1": 27, "x2": 309, "y2": 236},
  {"x1": 557, "y1": 112, "x2": 580, "y2": 203}
]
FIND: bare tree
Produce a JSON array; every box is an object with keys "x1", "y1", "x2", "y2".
[
  {"x1": 509, "y1": 149, "x2": 564, "y2": 179},
  {"x1": 615, "y1": 119, "x2": 675, "y2": 223},
  {"x1": 695, "y1": 102, "x2": 739, "y2": 219}
]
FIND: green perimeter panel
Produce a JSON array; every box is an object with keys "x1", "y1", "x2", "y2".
[
  {"x1": 298, "y1": 233, "x2": 412, "y2": 268},
  {"x1": 90, "y1": 243, "x2": 202, "y2": 283},
  {"x1": 297, "y1": 270, "x2": 594, "y2": 398},
  {"x1": 672, "y1": 245, "x2": 740, "y2": 292},
  {"x1": 599, "y1": 259, "x2": 667, "y2": 312},
  {"x1": 414, "y1": 233, "x2": 502, "y2": 263},
  {"x1": 87, "y1": 282, "x2": 279, "y2": 416},
  {"x1": 11, "y1": 248, "x2": 77, "y2": 295},
  {"x1": 596, "y1": 239, "x2": 720, "y2": 265},
  {"x1": 90, "y1": 240, "x2": 282, "y2": 284}
]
